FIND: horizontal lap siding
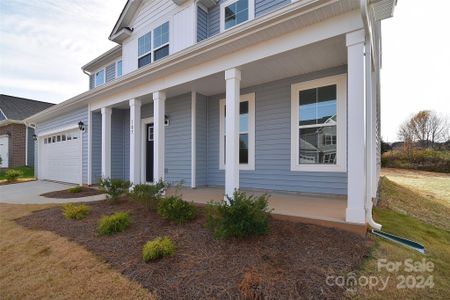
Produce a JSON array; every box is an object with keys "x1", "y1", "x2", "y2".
[
  {"x1": 197, "y1": 6, "x2": 208, "y2": 42},
  {"x1": 196, "y1": 94, "x2": 208, "y2": 186},
  {"x1": 106, "y1": 63, "x2": 116, "y2": 83},
  {"x1": 92, "y1": 112, "x2": 102, "y2": 183},
  {"x1": 255, "y1": 0, "x2": 291, "y2": 17},
  {"x1": 207, "y1": 2, "x2": 221, "y2": 38},
  {"x1": 36, "y1": 107, "x2": 89, "y2": 184},
  {"x1": 206, "y1": 66, "x2": 348, "y2": 195}
]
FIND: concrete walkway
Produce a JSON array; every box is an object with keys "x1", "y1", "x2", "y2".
[{"x1": 0, "y1": 181, "x2": 105, "y2": 204}]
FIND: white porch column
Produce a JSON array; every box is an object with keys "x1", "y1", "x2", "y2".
[
  {"x1": 224, "y1": 68, "x2": 241, "y2": 199},
  {"x1": 346, "y1": 29, "x2": 367, "y2": 224},
  {"x1": 101, "y1": 107, "x2": 112, "y2": 179},
  {"x1": 191, "y1": 91, "x2": 197, "y2": 188},
  {"x1": 153, "y1": 91, "x2": 166, "y2": 182},
  {"x1": 129, "y1": 99, "x2": 142, "y2": 185}
]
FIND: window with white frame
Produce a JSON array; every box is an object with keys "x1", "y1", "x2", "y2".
[
  {"x1": 220, "y1": 0, "x2": 255, "y2": 31},
  {"x1": 290, "y1": 75, "x2": 347, "y2": 172},
  {"x1": 219, "y1": 93, "x2": 255, "y2": 170},
  {"x1": 153, "y1": 21, "x2": 169, "y2": 61},
  {"x1": 95, "y1": 69, "x2": 105, "y2": 87},
  {"x1": 116, "y1": 60, "x2": 122, "y2": 77},
  {"x1": 138, "y1": 32, "x2": 152, "y2": 68}
]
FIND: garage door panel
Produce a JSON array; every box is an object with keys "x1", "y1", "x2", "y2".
[{"x1": 40, "y1": 129, "x2": 82, "y2": 184}]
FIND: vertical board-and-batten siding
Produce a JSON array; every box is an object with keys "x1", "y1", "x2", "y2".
[
  {"x1": 35, "y1": 107, "x2": 89, "y2": 184},
  {"x1": 206, "y1": 66, "x2": 348, "y2": 195},
  {"x1": 196, "y1": 93, "x2": 208, "y2": 186},
  {"x1": 203, "y1": 0, "x2": 291, "y2": 39}
]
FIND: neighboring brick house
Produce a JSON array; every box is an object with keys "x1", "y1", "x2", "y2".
[{"x1": 0, "y1": 95, "x2": 54, "y2": 168}]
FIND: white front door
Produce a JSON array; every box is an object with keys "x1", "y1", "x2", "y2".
[
  {"x1": 0, "y1": 135, "x2": 9, "y2": 168},
  {"x1": 40, "y1": 129, "x2": 82, "y2": 184}
]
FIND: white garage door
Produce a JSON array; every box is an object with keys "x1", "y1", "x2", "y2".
[
  {"x1": 0, "y1": 135, "x2": 8, "y2": 168},
  {"x1": 40, "y1": 129, "x2": 82, "y2": 184}
]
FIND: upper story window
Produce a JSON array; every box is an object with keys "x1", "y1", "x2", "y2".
[
  {"x1": 153, "y1": 21, "x2": 170, "y2": 61},
  {"x1": 220, "y1": 0, "x2": 255, "y2": 32},
  {"x1": 117, "y1": 60, "x2": 122, "y2": 77},
  {"x1": 219, "y1": 93, "x2": 255, "y2": 170},
  {"x1": 95, "y1": 69, "x2": 105, "y2": 87},
  {"x1": 138, "y1": 32, "x2": 152, "y2": 68},
  {"x1": 290, "y1": 75, "x2": 347, "y2": 172}
]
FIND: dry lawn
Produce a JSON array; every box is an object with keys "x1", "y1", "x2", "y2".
[
  {"x1": 381, "y1": 168, "x2": 450, "y2": 205},
  {"x1": 0, "y1": 203, "x2": 153, "y2": 300}
]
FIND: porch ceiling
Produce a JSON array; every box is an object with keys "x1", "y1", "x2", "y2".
[{"x1": 164, "y1": 35, "x2": 347, "y2": 98}]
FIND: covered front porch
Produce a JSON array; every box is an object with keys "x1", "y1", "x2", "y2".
[{"x1": 88, "y1": 26, "x2": 373, "y2": 228}]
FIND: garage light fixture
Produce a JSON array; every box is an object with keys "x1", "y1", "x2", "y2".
[
  {"x1": 32, "y1": 134, "x2": 37, "y2": 141},
  {"x1": 78, "y1": 121, "x2": 85, "y2": 132}
]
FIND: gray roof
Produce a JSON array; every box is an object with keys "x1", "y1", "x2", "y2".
[{"x1": 0, "y1": 94, "x2": 54, "y2": 121}]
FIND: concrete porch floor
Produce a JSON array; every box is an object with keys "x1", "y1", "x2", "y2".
[{"x1": 167, "y1": 187, "x2": 365, "y2": 235}]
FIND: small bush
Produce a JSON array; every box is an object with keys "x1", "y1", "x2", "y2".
[
  {"x1": 206, "y1": 190, "x2": 272, "y2": 239},
  {"x1": 157, "y1": 195, "x2": 197, "y2": 224},
  {"x1": 5, "y1": 169, "x2": 22, "y2": 182},
  {"x1": 68, "y1": 186, "x2": 82, "y2": 193},
  {"x1": 382, "y1": 149, "x2": 450, "y2": 173},
  {"x1": 130, "y1": 180, "x2": 168, "y2": 210},
  {"x1": 97, "y1": 211, "x2": 130, "y2": 235},
  {"x1": 62, "y1": 203, "x2": 91, "y2": 220},
  {"x1": 99, "y1": 178, "x2": 131, "y2": 201},
  {"x1": 142, "y1": 237, "x2": 175, "y2": 262}
]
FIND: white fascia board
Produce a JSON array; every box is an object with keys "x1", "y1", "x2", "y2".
[
  {"x1": 0, "y1": 119, "x2": 24, "y2": 126},
  {"x1": 82, "y1": 45, "x2": 122, "y2": 73},
  {"x1": 27, "y1": 0, "x2": 362, "y2": 123}
]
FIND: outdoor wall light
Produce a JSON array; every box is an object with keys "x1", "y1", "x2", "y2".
[
  {"x1": 32, "y1": 134, "x2": 37, "y2": 141},
  {"x1": 165, "y1": 115, "x2": 170, "y2": 127},
  {"x1": 78, "y1": 121, "x2": 85, "y2": 131}
]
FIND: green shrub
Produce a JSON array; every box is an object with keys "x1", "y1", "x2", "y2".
[
  {"x1": 130, "y1": 180, "x2": 168, "y2": 210},
  {"x1": 99, "y1": 178, "x2": 131, "y2": 201},
  {"x1": 68, "y1": 186, "x2": 82, "y2": 193},
  {"x1": 62, "y1": 203, "x2": 91, "y2": 220},
  {"x1": 142, "y1": 237, "x2": 175, "y2": 262},
  {"x1": 97, "y1": 212, "x2": 130, "y2": 235},
  {"x1": 206, "y1": 190, "x2": 272, "y2": 239},
  {"x1": 157, "y1": 195, "x2": 197, "y2": 224},
  {"x1": 5, "y1": 169, "x2": 22, "y2": 182}
]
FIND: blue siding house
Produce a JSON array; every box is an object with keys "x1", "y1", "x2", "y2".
[{"x1": 26, "y1": 0, "x2": 397, "y2": 230}]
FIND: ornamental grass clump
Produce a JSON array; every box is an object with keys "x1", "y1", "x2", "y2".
[
  {"x1": 97, "y1": 212, "x2": 130, "y2": 235},
  {"x1": 142, "y1": 237, "x2": 175, "y2": 262},
  {"x1": 206, "y1": 190, "x2": 272, "y2": 239},
  {"x1": 5, "y1": 169, "x2": 22, "y2": 182}
]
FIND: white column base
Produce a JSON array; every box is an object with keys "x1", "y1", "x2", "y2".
[{"x1": 346, "y1": 208, "x2": 366, "y2": 224}]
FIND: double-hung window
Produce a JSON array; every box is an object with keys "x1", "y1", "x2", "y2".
[
  {"x1": 220, "y1": 0, "x2": 255, "y2": 31},
  {"x1": 219, "y1": 93, "x2": 255, "y2": 170},
  {"x1": 95, "y1": 69, "x2": 105, "y2": 87},
  {"x1": 138, "y1": 32, "x2": 152, "y2": 68},
  {"x1": 290, "y1": 75, "x2": 347, "y2": 172},
  {"x1": 153, "y1": 21, "x2": 169, "y2": 61}
]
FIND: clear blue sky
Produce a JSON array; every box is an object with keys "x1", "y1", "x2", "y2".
[{"x1": 0, "y1": 0, "x2": 448, "y2": 141}]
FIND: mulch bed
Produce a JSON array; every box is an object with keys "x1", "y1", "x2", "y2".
[
  {"x1": 16, "y1": 199, "x2": 371, "y2": 299},
  {"x1": 40, "y1": 187, "x2": 104, "y2": 198}
]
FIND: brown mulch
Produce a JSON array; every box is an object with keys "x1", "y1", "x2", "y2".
[
  {"x1": 40, "y1": 187, "x2": 104, "y2": 198},
  {"x1": 16, "y1": 199, "x2": 371, "y2": 300}
]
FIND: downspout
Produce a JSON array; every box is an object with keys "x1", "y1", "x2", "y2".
[{"x1": 361, "y1": 0, "x2": 382, "y2": 230}]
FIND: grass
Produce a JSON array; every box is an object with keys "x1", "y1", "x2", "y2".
[
  {"x1": 382, "y1": 168, "x2": 450, "y2": 205},
  {"x1": 353, "y1": 172, "x2": 450, "y2": 299},
  {"x1": 0, "y1": 166, "x2": 34, "y2": 180},
  {"x1": 0, "y1": 204, "x2": 153, "y2": 299}
]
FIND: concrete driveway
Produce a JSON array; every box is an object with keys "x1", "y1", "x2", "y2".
[{"x1": 0, "y1": 181, "x2": 105, "y2": 204}]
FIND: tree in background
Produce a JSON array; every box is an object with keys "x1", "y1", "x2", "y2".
[{"x1": 398, "y1": 110, "x2": 449, "y2": 148}]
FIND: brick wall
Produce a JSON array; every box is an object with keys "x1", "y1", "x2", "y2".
[{"x1": 0, "y1": 123, "x2": 26, "y2": 168}]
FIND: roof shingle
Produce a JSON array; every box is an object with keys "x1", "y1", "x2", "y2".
[{"x1": 0, "y1": 94, "x2": 54, "y2": 121}]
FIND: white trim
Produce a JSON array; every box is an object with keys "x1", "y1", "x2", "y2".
[
  {"x1": 141, "y1": 117, "x2": 154, "y2": 183},
  {"x1": 80, "y1": 125, "x2": 84, "y2": 185},
  {"x1": 101, "y1": 107, "x2": 112, "y2": 178},
  {"x1": 219, "y1": 92, "x2": 255, "y2": 171},
  {"x1": 153, "y1": 91, "x2": 166, "y2": 182},
  {"x1": 191, "y1": 91, "x2": 197, "y2": 188},
  {"x1": 116, "y1": 59, "x2": 123, "y2": 78},
  {"x1": 129, "y1": 99, "x2": 142, "y2": 185},
  {"x1": 25, "y1": 126, "x2": 28, "y2": 166},
  {"x1": 87, "y1": 104, "x2": 92, "y2": 185},
  {"x1": 220, "y1": 0, "x2": 255, "y2": 32},
  {"x1": 290, "y1": 74, "x2": 347, "y2": 172}
]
